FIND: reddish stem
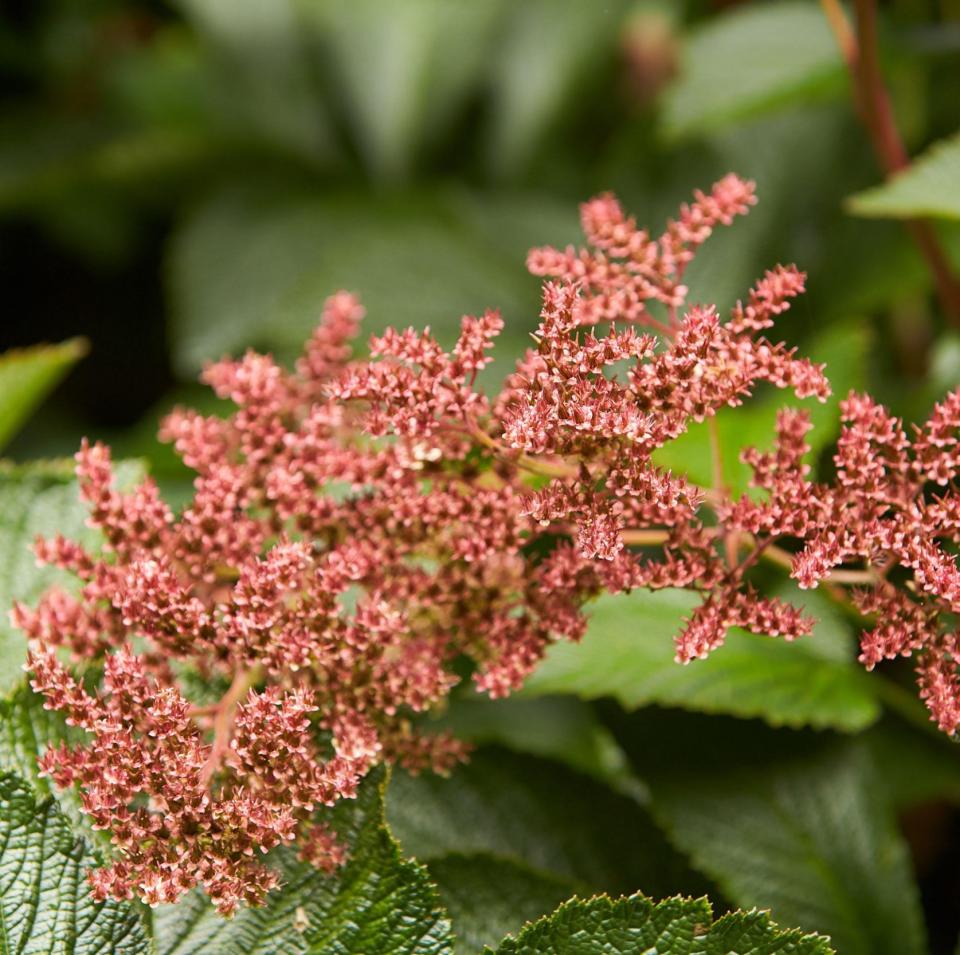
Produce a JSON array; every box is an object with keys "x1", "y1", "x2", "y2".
[
  {"x1": 822, "y1": 0, "x2": 960, "y2": 325},
  {"x1": 198, "y1": 665, "x2": 262, "y2": 787}
]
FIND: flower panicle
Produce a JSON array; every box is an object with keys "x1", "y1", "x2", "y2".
[{"x1": 19, "y1": 174, "x2": 960, "y2": 916}]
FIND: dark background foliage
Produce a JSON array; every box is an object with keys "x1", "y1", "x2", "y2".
[{"x1": 2, "y1": 2, "x2": 960, "y2": 952}]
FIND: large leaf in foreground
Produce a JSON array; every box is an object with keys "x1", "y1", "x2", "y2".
[
  {"x1": 0, "y1": 461, "x2": 142, "y2": 693},
  {"x1": 154, "y1": 766, "x2": 453, "y2": 955},
  {"x1": 611, "y1": 712, "x2": 926, "y2": 955},
  {"x1": 0, "y1": 339, "x2": 87, "y2": 452},
  {"x1": 486, "y1": 893, "x2": 833, "y2": 954},
  {"x1": 0, "y1": 770, "x2": 148, "y2": 955},
  {"x1": 847, "y1": 131, "x2": 960, "y2": 221},
  {"x1": 662, "y1": 2, "x2": 843, "y2": 139},
  {"x1": 524, "y1": 588, "x2": 880, "y2": 731}
]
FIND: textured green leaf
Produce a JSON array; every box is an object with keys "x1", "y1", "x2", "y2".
[
  {"x1": 0, "y1": 460, "x2": 143, "y2": 693},
  {"x1": 485, "y1": 893, "x2": 833, "y2": 954},
  {"x1": 387, "y1": 748, "x2": 700, "y2": 901},
  {"x1": 426, "y1": 854, "x2": 578, "y2": 954},
  {"x1": 154, "y1": 766, "x2": 454, "y2": 955},
  {"x1": 847, "y1": 131, "x2": 960, "y2": 220},
  {"x1": 610, "y1": 712, "x2": 927, "y2": 955},
  {"x1": 0, "y1": 770, "x2": 148, "y2": 955},
  {"x1": 0, "y1": 339, "x2": 87, "y2": 452},
  {"x1": 663, "y1": 2, "x2": 843, "y2": 139},
  {"x1": 864, "y1": 714, "x2": 960, "y2": 809},
  {"x1": 524, "y1": 587, "x2": 880, "y2": 731},
  {"x1": 0, "y1": 682, "x2": 69, "y2": 794},
  {"x1": 0, "y1": 681, "x2": 93, "y2": 838},
  {"x1": 653, "y1": 321, "x2": 868, "y2": 496},
  {"x1": 168, "y1": 184, "x2": 565, "y2": 377},
  {"x1": 426, "y1": 694, "x2": 632, "y2": 787}
]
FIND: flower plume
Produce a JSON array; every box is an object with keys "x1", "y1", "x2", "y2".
[{"x1": 18, "y1": 173, "x2": 960, "y2": 916}]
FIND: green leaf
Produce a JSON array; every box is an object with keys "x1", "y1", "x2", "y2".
[
  {"x1": 0, "y1": 682, "x2": 70, "y2": 795},
  {"x1": 0, "y1": 770, "x2": 149, "y2": 955},
  {"x1": 175, "y1": 0, "x2": 331, "y2": 164},
  {"x1": 426, "y1": 854, "x2": 577, "y2": 954},
  {"x1": 864, "y1": 714, "x2": 960, "y2": 809},
  {"x1": 662, "y1": 2, "x2": 844, "y2": 140},
  {"x1": 307, "y1": 0, "x2": 506, "y2": 181},
  {"x1": 0, "y1": 681, "x2": 94, "y2": 839},
  {"x1": 154, "y1": 766, "x2": 454, "y2": 955},
  {"x1": 0, "y1": 339, "x2": 87, "y2": 452},
  {"x1": 168, "y1": 184, "x2": 567, "y2": 377},
  {"x1": 485, "y1": 0, "x2": 629, "y2": 175},
  {"x1": 610, "y1": 712, "x2": 927, "y2": 955},
  {"x1": 485, "y1": 893, "x2": 833, "y2": 954},
  {"x1": 524, "y1": 587, "x2": 881, "y2": 732},
  {"x1": 386, "y1": 748, "x2": 700, "y2": 902},
  {"x1": 425, "y1": 694, "x2": 632, "y2": 788},
  {"x1": 847, "y1": 131, "x2": 960, "y2": 220},
  {"x1": 0, "y1": 460, "x2": 144, "y2": 693},
  {"x1": 653, "y1": 321, "x2": 869, "y2": 496}
]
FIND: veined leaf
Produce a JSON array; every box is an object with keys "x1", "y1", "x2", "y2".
[
  {"x1": 425, "y1": 694, "x2": 632, "y2": 788},
  {"x1": 485, "y1": 893, "x2": 833, "y2": 954},
  {"x1": 524, "y1": 587, "x2": 880, "y2": 732},
  {"x1": 0, "y1": 339, "x2": 87, "y2": 452},
  {"x1": 0, "y1": 460, "x2": 144, "y2": 693},
  {"x1": 427, "y1": 854, "x2": 577, "y2": 954},
  {"x1": 0, "y1": 770, "x2": 148, "y2": 955},
  {"x1": 847, "y1": 131, "x2": 960, "y2": 220},
  {"x1": 154, "y1": 766, "x2": 454, "y2": 955},
  {"x1": 387, "y1": 748, "x2": 700, "y2": 901},
  {"x1": 662, "y1": 2, "x2": 844, "y2": 139},
  {"x1": 0, "y1": 681, "x2": 91, "y2": 837},
  {"x1": 610, "y1": 711, "x2": 927, "y2": 955}
]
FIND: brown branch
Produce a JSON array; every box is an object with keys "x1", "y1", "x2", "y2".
[
  {"x1": 199, "y1": 665, "x2": 262, "y2": 787},
  {"x1": 821, "y1": 0, "x2": 960, "y2": 325}
]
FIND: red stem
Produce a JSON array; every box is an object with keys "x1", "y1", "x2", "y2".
[{"x1": 823, "y1": 0, "x2": 960, "y2": 326}]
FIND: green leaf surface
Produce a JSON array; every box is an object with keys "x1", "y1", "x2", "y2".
[
  {"x1": 653, "y1": 321, "x2": 868, "y2": 496},
  {"x1": 524, "y1": 587, "x2": 880, "y2": 732},
  {"x1": 426, "y1": 854, "x2": 577, "y2": 954},
  {"x1": 864, "y1": 714, "x2": 960, "y2": 809},
  {"x1": 0, "y1": 770, "x2": 148, "y2": 955},
  {"x1": 0, "y1": 339, "x2": 87, "y2": 452},
  {"x1": 847, "y1": 131, "x2": 960, "y2": 220},
  {"x1": 610, "y1": 712, "x2": 927, "y2": 955},
  {"x1": 176, "y1": 0, "x2": 331, "y2": 163},
  {"x1": 426, "y1": 694, "x2": 632, "y2": 789},
  {"x1": 168, "y1": 184, "x2": 573, "y2": 377},
  {"x1": 154, "y1": 766, "x2": 454, "y2": 955},
  {"x1": 308, "y1": 0, "x2": 505, "y2": 180},
  {"x1": 0, "y1": 460, "x2": 143, "y2": 693},
  {"x1": 662, "y1": 2, "x2": 843, "y2": 139},
  {"x1": 485, "y1": 893, "x2": 833, "y2": 955},
  {"x1": 485, "y1": 0, "x2": 628, "y2": 174},
  {"x1": 386, "y1": 748, "x2": 700, "y2": 902}
]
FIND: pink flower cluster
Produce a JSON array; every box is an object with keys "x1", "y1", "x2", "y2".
[{"x1": 17, "y1": 174, "x2": 960, "y2": 916}]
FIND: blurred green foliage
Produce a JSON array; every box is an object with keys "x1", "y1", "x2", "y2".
[{"x1": 2, "y1": 1, "x2": 960, "y2": 952}]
